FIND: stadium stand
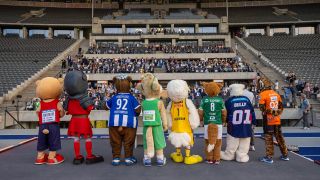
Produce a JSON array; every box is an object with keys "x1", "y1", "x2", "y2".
[
  {"x1": 23, "y1": 8, "x2": 108, "y2": 24},
  {"x1": 87, "y1": 44, "x2": 232, "y2": 54},
  {"x1": 166, "y1": 9, "x2": 204, "y2": 19},
  {"x1": 205, "y1": 3, "x2": 320, "y2": 23},
  {"x1": 243, "y1": 34, "x2": 320, "y2": 84},
  {"x1": 0, "y1": 5, "x2": 33, "y2": 23},
  {"x1": 0, "y1": 38, "x2": 76, "y2": 96}
]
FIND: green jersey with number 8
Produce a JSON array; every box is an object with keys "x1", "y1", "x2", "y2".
[{"x1": 199, "y1": 96, "x2": 225, "y2": 125}]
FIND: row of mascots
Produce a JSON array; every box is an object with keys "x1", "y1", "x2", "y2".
[{"x1": 35, "y1": 70, "x2": 287, "y2": 166}]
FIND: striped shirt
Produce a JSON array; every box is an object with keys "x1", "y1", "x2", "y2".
[{"x1": 106, "y1": 93, "x2": 140, "y2": 128}]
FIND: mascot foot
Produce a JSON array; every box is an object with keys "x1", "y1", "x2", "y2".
[
  {"x1": 184, "y1": 155, "x2": 203, "y2": 165},
  {"x1": 34, "y1": 154, "x2": 48, "y2": 165},
  {"x1": 143, "y1": 158, "x2": 152, "y2": 167},
  {"x1": 85, "y1": 155, "x2": 104, "y2": 164},
  {"x1": 125, "y1": 157, "x2": 137, "y2": 166},
  {"x1": 156, "y1": 157, "x2": 166, "y2": 167},
  {"x1": 111, "y1": 158, "x2": 121, "y2": 166},
  {"x1": 47, "y1": 154, "x2": 64, "y2": 165},
  {"x1": 73, "y1": 155, "x2": 84, "y2": 165},
  {"x1": 170, "y1": 152, "x2": 184, "y2": 163}
]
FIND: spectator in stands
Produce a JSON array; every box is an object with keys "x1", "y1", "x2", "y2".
[
  {"x1": 61, "y1": 59, "x2": 66, "y2": 69},
  {"x1": 87, "y1": 44, "x2": 232, "y2": 54},
  {"x1": 289, "y1": 84, "x2": 297, "y2": 108},
  {"x1": 243, "y1": 83, "x2": 256, "y2": 151},
  {"x1": 303, "y1": 82, "x2": 312, "y2": 98},
  {"x1": 300, "y1": 93, "x2": 311, "y2": 130},
  {"x1": 283, "y1": 86, "x2": 292, "y2": 107},
  {"x1": 274, "y1": 80, "x2": 279, "y2": 93},
  {"x1": 311, "y1": 84, "x2": 319, "y2": 99}
]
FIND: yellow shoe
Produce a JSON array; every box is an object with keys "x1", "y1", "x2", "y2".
[
  {"x1": 184, "y1": 155, "x2": 203, "y2": 165},
  {"x1": 170, "y1": 152, "x2": 184, "y2": 163}
]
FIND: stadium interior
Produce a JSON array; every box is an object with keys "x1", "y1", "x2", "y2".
[{"x1": 0, "y1": 0, "x2": 319, "y2": 179}]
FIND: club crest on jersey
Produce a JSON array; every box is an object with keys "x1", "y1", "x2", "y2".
[{"x1": 271, "y1": 96, "x2": 277, "y2": 101}]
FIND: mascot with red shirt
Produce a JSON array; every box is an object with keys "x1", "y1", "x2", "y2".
[
  {"x1": 35, "y1": 77, "x2": 65, "y2": 165},
  {"x1": 64, "y1": 70, "x2": 104, "y2": 165}
]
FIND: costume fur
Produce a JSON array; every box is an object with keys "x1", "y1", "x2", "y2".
[
  {"x1": 198, "y1": 82, "x2": 226, "y2": 164},
  {"x1": 136, "y1": 73, "x2": 168, "y2": 165},
  {"x1": 166, "y1": 80, "x2": 202, "y2": 165},
  {"x1": 105, "y1": 74, "x2": 141, "y2": 165},
  {"x1": 221, "y1": 84, "x2": 251, "y2": 163},
  {"x1": 35, "y1": 77, "x2": 65, "y2": 165}
]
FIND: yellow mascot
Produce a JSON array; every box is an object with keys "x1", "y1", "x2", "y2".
[{"x1": 166, "y1": 80, "x2": 202, "y2": 165}]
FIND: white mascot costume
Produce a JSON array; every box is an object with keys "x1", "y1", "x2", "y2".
[
  {"x1": 220, "y1": 84, "x2": 256, "y2": 163},
  {"x1": 166, "y1": 80, "x2": 202, "y2": 165}
]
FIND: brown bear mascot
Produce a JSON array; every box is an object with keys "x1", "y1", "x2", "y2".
[{"x1": 105, "y1": 74, "x2": 141, "y2": 166}]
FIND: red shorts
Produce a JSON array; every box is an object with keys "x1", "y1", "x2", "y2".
[{"x1": 68, "y1": 117, "x2": 93, "y2": 138}]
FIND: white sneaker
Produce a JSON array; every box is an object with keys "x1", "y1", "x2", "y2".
[{"x1": 249, "y1": 145, "x2": 255, "y2": 151}]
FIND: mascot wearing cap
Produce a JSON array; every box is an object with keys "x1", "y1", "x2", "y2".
[
  {"x1": 221, "y1": 84, "x2": 256, "y2": 163},
  {"x1": 258, "y1": 79, "x2": 289, "y2": 164},
  {"x1": 166, "y1": 80, "x2": 202, "y2": 165},
  {"x1": 105, "y1": 74, "x2": 141, "y2": 166},
  {"x1": 136, "y1": 73, "x2": 168, "y2": 167},
  {"x1": 64, "y1": 70, "x2": 104, "y2": 165},
  {"x1": 35, "y1": 77, "x2": 65, "y2": 165}
]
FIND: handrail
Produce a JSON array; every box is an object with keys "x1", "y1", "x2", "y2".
[{"x1": 4, "y1": 109, "x2": 25, "y2": 129}]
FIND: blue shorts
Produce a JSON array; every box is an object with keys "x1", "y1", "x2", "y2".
[{"x1": 37, "y1": 123, "x2": 61, "y2": 151}]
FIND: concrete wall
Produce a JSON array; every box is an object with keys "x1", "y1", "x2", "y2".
[
  {"x1": 85, "y1": 72, "x2": 257, "y2": 81},
  {"x1": 84, "y1": 52, "x2": 236, "y2": 61},
  {"x1": 201, "y1": 0, "x2": 320, "y2": 8},
  {"x1": 2, "y1": 108, "x2": 303, "y2": 125},
  {"x1": 97, "y1": 18, "x2": 221, "y2": 26},
  {"x1": 91, "y1": 33, "x2": 231, "y2": 46}
]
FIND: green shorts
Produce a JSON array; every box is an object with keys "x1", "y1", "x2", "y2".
[{"x1": 143, "y1": 125, "x2": 166, "y2": 150}]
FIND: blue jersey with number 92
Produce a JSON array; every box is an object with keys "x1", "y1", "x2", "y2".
[{"x1": 106, "y1": 93, "x2": 140, "y2": 128}]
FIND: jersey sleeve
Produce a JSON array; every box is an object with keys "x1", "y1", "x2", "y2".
[
  {"x1": 199, "y1": 99, "x2": 204, "y2": 110},
  {"x1": 249, "y1": 101, "x2": 257, "y2": 125},
  {"x1": 258, "y1": 93, "x2": 266, "y2": 105},
  {"x1": 106, "y1": 96, "x2": 113, "y2": 109},
  {"x1": 221, "y1": 98, "x2": 226, "y2": 110},
  {"x1": 130, "y1": 95, "x2": 140, "y2": 109}
]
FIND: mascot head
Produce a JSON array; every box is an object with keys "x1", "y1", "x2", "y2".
[
  {"x1": 36, "y1": 77, "x2": 63, "y2": 100},
  {"x1": 167, "y1": 80, "x2": 189, "y2": 102},
  {"x1": 229, "y1": 84, "x2": 245, "y2": 97},
  {"x1": 136, "y1": 73, "x2": 162, "y2": 99},
  {"x1": 202, "y1": 81, "x2": 223, "y2": 97},
  {"x1": 64, "y1": 70, "x2": 88, "y2": 98},
  {"x1": 113, "y1": 74, "x2": 133, "y2": 93}
]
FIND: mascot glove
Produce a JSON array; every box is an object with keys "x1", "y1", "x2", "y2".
[{"x1": 207, "y1": 144, "x2": 215, "y2": 153}]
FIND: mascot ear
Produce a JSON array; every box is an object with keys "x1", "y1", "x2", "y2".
[
  {"x1": 136, "y1": 83, "x2": 143, "y2": 92},
  {"x1": 152, "y1": 80, "x2": 160, "y2": 91},
  {"x1": 36, "y1": 80, "x2": 40, "y2": 86},
  {"x1": 112, "y1": 76, "x2": 117, "y2": 82},
  {"x1": 126, "y1": 76, "x2": 133, "y2": 82},
  {"x1": 217, "y1": 83, "x2": 223, "y2": 89},
  {"x1": 200, "y1": 81, "x2": 207, "y2": 87},
  {"x1": 58, "y1": 78, "x2": 64, "y2": 85}
]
